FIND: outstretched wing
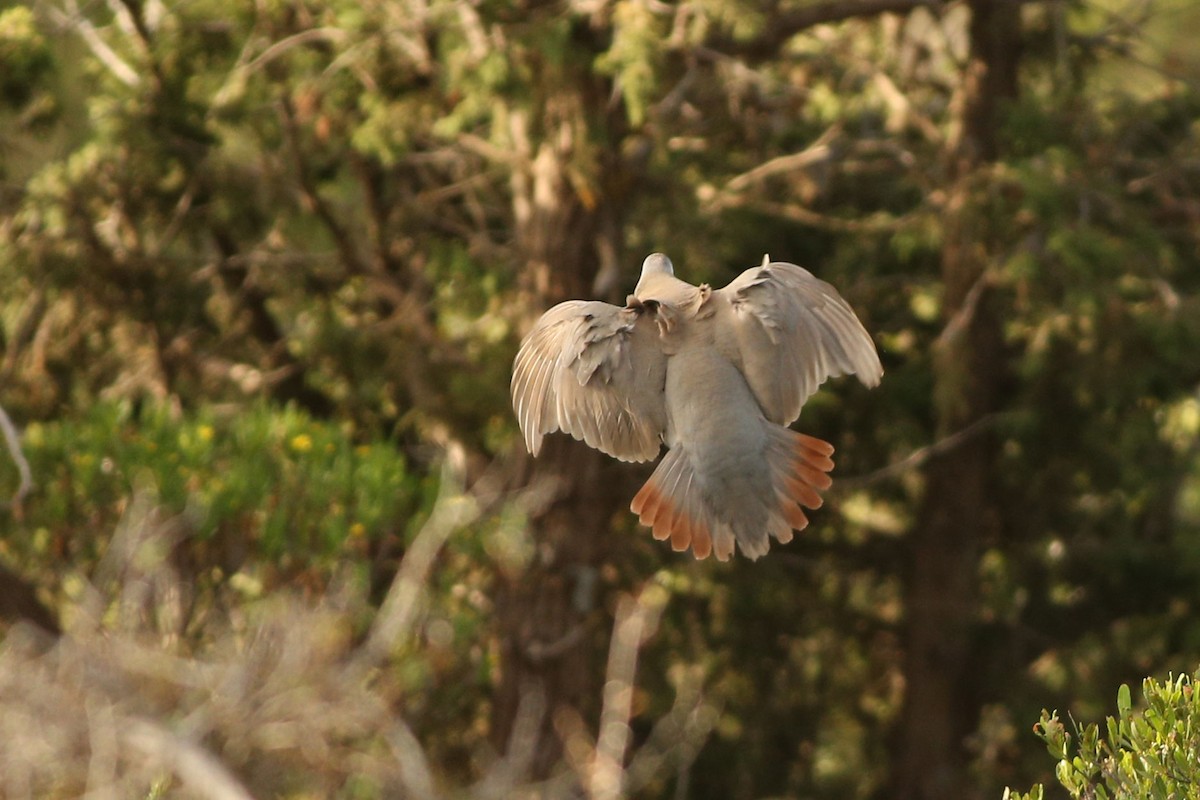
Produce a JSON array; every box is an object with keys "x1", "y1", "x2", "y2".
[
  {"x1": 714, "y1": 261, "x2": 882, "y2": 426},
  {"x1": 511, "y1": 300, "x2": 668, "y2": 462}
]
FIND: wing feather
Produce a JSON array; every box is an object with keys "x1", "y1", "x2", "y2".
[
  {"x1": 511, "y1": 300, "x2": 668, "y2": 462},
  {"x1": 714, "y1": 261, "x2": 882, "y2": 425}
]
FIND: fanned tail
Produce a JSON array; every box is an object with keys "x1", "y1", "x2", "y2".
[
  {"x1": 630, "y1": 448, "x2": 729, "y2": 561},
  {"x1": 765, "y1": 429, "x2": 834, "y2": 546},
  {"x1": 630, "y1": 429, "x2": 834, "y2": 562}
]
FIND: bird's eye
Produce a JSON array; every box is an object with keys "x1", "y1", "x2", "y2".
[{"x1": 642, "y1": 300, "x2": 660, "y2": 313}]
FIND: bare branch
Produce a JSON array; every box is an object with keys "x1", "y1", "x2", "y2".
[
  {"x1": 700, "y1": 124, "x2": 919, "y2": 232},
  {"x1": 589, "y1": 584, "x2": 668, "y2": 800},
  {"x1": 123, "y1": 719, "x2": 255, "y2": 800},
  {"x1": 458, "y1": 132, "x2": 525, "y2": 166},
  {"x1": 355, "y1": 445, "x2": 481, "y2": 665},
  {"x1": 0, "y1": 403, "x2": 33, "y2": 511},
  {"x1": 246, "y1": 27, "x2": 347, "y2": 72},
  {"x1": 704, "y1": 192, "x2": 910, "y2": 233},
  {"x1": 706, "y1": 0, "x2": 945, "y2": 59},
  {"x1": 46, "y1": 0, "x2": 141, "y2": 87},
  {"x1": 835, "y1": 413, "x2": 1003, "y2": 489},
  {"x1": 471, "y1": 685, "x2": 547, "y2": 799},
  {"x1": 623, "y1": 664, "x2": 717, "y2": 796},
  {"x1": 871, "y1": 70, "x2": 944, "y2": 144},
  {"x1": 212, "y1": 28, "x2": 349, "y2": 109},
  {"x1": 721, "y1": 125, "x2": 842, "y2": 195},
  {"x1": 389, "y1": 719, "x2": 438, "y2": 800}
]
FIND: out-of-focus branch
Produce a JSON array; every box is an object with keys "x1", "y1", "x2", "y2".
[
  {"x1": 700, "y1": 125, "x2": 918, "y2": 233},
  {"x1": 835, "y1": 413, "x2": 1004, "y2": 489},
  {"x1": 212, "y1": 28, "x2": 349, "y2": 109},
  {"x1": 623, "y1": 663, "x2": 717, "y2": 797},
  {"x1": 458, "y1": 132, "x2": 525, "y2": 166},
  {"x1": 471, "y1": 685, "x2": 547, "y2": 800},
  {"x1": 547, "y1": 584, "x2": 673, "y2": 800},
  {"x1": 706, "y1": 0, "x2": 945, "y2": 59},
  {"x1": 123, "y1": 719, "x2": 254, "y2": 800},
  {"x1": 704, "y1": 191, "x2": 910, "y2": 233},
  {"x1": 389, "y1": 719, "x2": 438, "y2": 800},
  {"x1": 277, "y1": 95, "x2": 368, "y2": 277},
  {"x1": 46, "y1": 0, "x2": 141, "y2": 87},
  {"x1": 936, "y1": 267, "x2": 995, "y2": 348},
  {"x1": 589, "y1": 584, "x2": 668, "y2": 800},
  {"x1": 872, "y1": 70, "x2": 944, "y2": 144},
  {"x1": 721, "y1": 125, "x2": 842, "y2": 195},
  {"x1": 353, "y1": 443, "x2": 520, "y2": 667},
  {"x1": 0, "y1": 403, "x2": 33, "y2": 512}
]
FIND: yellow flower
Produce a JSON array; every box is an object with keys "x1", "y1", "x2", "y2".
[
  {"x1": 349, "y1": 523, "x2": 366, "y2": 538},
  {"x1": 197, "y1": 424, "x2": 214, "y2": 443},
  {"x1": 290, "y1": 433, "x2": 313, "y2": 453}
]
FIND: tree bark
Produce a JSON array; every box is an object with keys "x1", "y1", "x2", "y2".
[
  {"x1": 891, "y1": 2, "x2": 1019, "y2": 798},
  {"x1": 489, "y1": 103, "x2": 638, "y2": 776},
  {"x1": 492, "y1": 436, "x2": 636, "y2": 776}
]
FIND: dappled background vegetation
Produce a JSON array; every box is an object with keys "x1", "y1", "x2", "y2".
[{"x1": 1, "y1": 0, "x2": 1200, "y2": 797}]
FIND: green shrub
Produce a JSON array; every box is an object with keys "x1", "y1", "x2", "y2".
[
  {"x1": 1007, "y1": 671, "x2": 1200, "y2": 800},
  {"x1": 1, "y1": 400, "x2": 427, "y2": 580}
]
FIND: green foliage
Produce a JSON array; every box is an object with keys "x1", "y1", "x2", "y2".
[
  {"x1": 2, "y1": 400, "x2": 422, "y2": 574},
  {"x1": 595, "y1": 0, "x2": 665, "y2": 127},
  {"x1": 1, "y1": 401, "x2": 504, "y2": 783},
  {"x1": 1009, "y1": 671, "x2": 1200, "y2": 800},
  {"x1": 0, "y1": 7, "x2": 53, "y2": 110}
]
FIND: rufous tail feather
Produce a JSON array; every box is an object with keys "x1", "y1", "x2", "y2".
[
  {"x1": 630, "y1": 448, "x2": 723, "y2": 561},
  {"x1": 771, "y1": 430, "x2": 834, "y2": 543}
]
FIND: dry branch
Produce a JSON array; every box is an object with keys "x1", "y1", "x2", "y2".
[
  {"x1": 0, "y1": 403, "x2": 33, "y2": 511},
  {"x1": 123, "y1": 720, "x2": 255, "y2": 800},
  {"x1": 836, "y1": 413, "x2": 1004, "y2": 489},
  {"x1": 46, "y1": 0, "x2": 141, "y2": 87},
  {"x1": 706, "y1": 0, "x2": 945, "y2": 59},
  {"x1": 0, "y1": 446, "x2": 714, "y2": 798}
]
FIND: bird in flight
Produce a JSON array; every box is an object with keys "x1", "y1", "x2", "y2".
[{"x1": 511, "y1": 253, "x2": 882, "y2": 561}]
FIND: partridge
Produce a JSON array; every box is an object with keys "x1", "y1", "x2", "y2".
[{"x1": 511, "y1": 253, "x2": 882, "y2": 560}]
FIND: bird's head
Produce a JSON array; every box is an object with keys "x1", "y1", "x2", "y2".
[{"x1": 640, "y1": 253, "x2": 674, "y2": 279}]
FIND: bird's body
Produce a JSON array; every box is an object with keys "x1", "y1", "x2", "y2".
[{"x1": 511, "y1": 253, "x2": 882, "y2": 561}]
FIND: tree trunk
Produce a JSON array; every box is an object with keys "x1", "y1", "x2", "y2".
[
  {"x1": 891, "y1": 2, "x2": 1019, "y2": 798},
  {"x1": 492, "y1": 436, "x2": 635, "y2": 776},
  {"x1": 489, "y1": 106, "x2": 637, "y2": 776}
]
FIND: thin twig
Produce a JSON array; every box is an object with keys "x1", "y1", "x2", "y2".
[
  {"x1": 212, "y1": 27, "x2": 349, "y2": 108},
  {"x1": 47, "y1": 0, "x2": 141, "y2": 87},
  {"x1": 936, "y1": 267, "x2": 995, "y2": 349},
  {"x1": 721, "y1": 125, "x2": 842, "y2": 195},
  {"x1": 706, "y1": 193, "x2": 911, "y2": 233},
  {"x1": 0, "y1": 403, "x2": 33, "y2": 511},
  {"x1": 836, "y1": 413, "x2": 1003, "y2": 489}
]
